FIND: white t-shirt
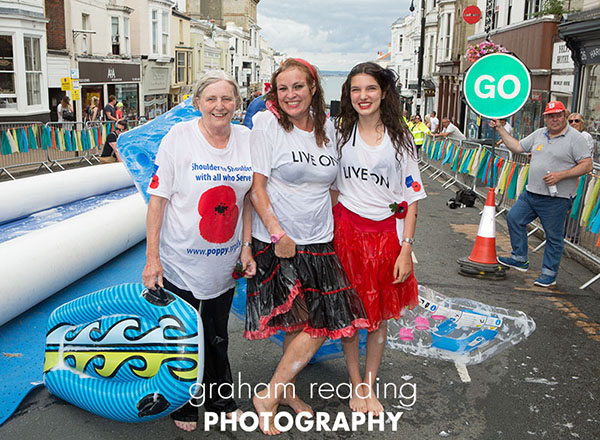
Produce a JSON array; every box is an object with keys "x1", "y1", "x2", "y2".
[
  {"x1": 57, "y1": 103, "x2": 68, "y2": 122},
  {"x1": 445, "y1": 122, "x2": 466, "y2": 141},
  {"x1": 148, "y1": 119, "x2": 253, "y2": 299},
  {"x1": 582, "y1": 131, "x2": 595, "y2": 155},
  {"x1": 251, "y1": 111, "x2": 338, "y2": 244},
  {"x1": 430, "y1": 116, "x2": 439, "y2": 132},
  {"x1": 336, "y1": 128, "x2": 427, "y2": 240}
]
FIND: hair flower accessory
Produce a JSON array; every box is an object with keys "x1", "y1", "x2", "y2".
[
  {"x1": 265, "y1": 100, "x2": 281, "y2": 119},
  {"x1": 389, "y1": 201, "x2": 409, "y2": 220}
]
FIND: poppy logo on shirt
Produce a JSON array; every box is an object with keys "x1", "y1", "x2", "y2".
[
  {"x1": 536, "y1": 144, "x2": 543, "y2": 151},
  {"x1": 150, "y1": 174, "x2": 159, "y2": 189},
  {"x1": 412, "y1": 181, "x2": 422, "y2": 192},
  {"x1": 197, "y1": 185, "x2": 239, "y2": 244}
]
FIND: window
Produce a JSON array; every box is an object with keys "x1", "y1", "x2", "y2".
[
  {"x1": 161, "y1": 12, "x2": 169, "y2": 55},
  {"x1": 187, "y1": 52, "x2": 192, "y2": 84},
  {"x1": 428, "y1": 34, "x2": 434, "y2": 75},
  {"x1": 82, "y1": 13, "x2": 91, "y2": 54},
  {"x1": 24, "y1": 36, "x2": 42, "y2": 106},
  {"x1": 507, "y1": 0, "x2": 513, "y2": 25},
  {"x1": 524, "y1": 0, "x2": 541, "y2": 20},
  {"x1": 111, "y1": 17, "x2": 120, "y2": 55},
  {"x1": 0, "y1": 35, "x2": 16, "y2": 108},
  {"x1": 398, "y1": 35, "x2": 403, "y2": 52},
  {"x1": 123, "y1": 17, "x2": 130, "y2": 55},
  {"x1": 151, "y1": 10, "x2": 158, "y2": 53},
  {"x1": 176, "y1": 51, "x2": 186, "y2": 83}
]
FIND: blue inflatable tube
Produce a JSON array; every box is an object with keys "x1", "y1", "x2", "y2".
[{"x1": 43, "y1": 283, "x2": 203, "y2": 423}]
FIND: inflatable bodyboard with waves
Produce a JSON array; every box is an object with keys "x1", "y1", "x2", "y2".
[{"x1": 43, "y1": 283, "x2": 202, "y2": 423}]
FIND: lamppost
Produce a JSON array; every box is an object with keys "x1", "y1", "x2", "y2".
[
  {"x1": 229, "y1": 46, "x2": 235, "y2": 78},
  {"x1": 409, "y1": 0, "x2": 426, "y2": 114}
]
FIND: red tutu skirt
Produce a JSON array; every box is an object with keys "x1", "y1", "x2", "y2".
[
  {"x1": 333, "y1": 203, "x2": 419, "y2": 332},
  {"x1": 244, "y1": 239, "x2": 369, "y2": 340}
]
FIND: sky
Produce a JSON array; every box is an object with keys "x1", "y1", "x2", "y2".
[{"x1": 257, "y1": 0, "x2": 413, "y2": 71}]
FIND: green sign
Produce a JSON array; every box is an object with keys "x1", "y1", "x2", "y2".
[{"x1": 463, "y1": 53, "x2": 531, "y2": 119}]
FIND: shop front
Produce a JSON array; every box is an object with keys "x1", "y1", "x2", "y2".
[
  {"x1": 141, "y1": 59, "x2": 172, "y2": 120},
  {"x1": 78, "y1": 60, "x2": 141, "y2": 121},
  {"x1": 559, "y1": 10, "x2": 600, "y2": 161}
]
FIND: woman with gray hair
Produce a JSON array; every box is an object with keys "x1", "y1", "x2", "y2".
[{"x1": 142, "y1": 70, "x2": 256, "y2": 431}]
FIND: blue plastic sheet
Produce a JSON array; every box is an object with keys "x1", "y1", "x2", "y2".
[{"x1": 117, "y1": 98, "x2": 201, "y2": 202}]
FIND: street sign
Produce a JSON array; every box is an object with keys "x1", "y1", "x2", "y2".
[
  {"x1": 463, "y1": 53, "x2": 531, "y2": 119},
  {"x1": 60, "y1": 77, "x2": 72, "y2": 91},
  {"x1": 463, "y1": 6, "x2": 482, "y2": 24},
  {"x1": 71, "y1": 87, "x2": 81, "y2": 101}
]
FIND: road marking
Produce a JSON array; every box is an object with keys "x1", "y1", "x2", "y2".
[{"x1": 455, "y1": 362, "x2": 471, "y2": 383}]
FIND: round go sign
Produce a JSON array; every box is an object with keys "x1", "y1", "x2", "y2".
[{"x1": 463, "y1": 53, "x2": 531, "y2": 119}]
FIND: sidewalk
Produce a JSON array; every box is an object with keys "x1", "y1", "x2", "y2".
[{"x1": 1, "y1": 171, "x2": 599, "y2": 439}]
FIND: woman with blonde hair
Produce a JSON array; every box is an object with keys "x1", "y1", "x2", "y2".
[{"x1": 568, "y1": 112, "x2": 596, "y2": 157}]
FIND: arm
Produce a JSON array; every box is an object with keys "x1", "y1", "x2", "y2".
[
  {"x1": 250, "y1": 172, "x2": 296, "y2": 258},
  {"x1": 393, "y1": 201, "x2": 418, "y2": 284},
  {"x1": 240, "y1": 193, "x2": 257, "y2": 277},
  {"x1": 330, "y1": 189, "x2": 339, "y2": 207},
  {"x1": 544, "y1": 157, "x2": 593, "y2": 185},
  {"x1": 107, "y1": 109, "x2": 117, "y2": 122},
  {"x1": 142, "y1": 195, "x2": 168, "y2": 289},
  {"x1": 489, "y1": 119, "x2": 523, "y2": 153}
]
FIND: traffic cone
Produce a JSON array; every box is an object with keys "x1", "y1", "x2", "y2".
[
  {"x1": 468, "y1": 187, "x2": 498, "y2": 264},
  {"x1": 457, "y1": 187, "x2": 506, "y2": 279}
]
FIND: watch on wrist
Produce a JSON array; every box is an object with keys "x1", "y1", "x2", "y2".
[
  {"x1": 270, "y1": 231, "x2": 286, "y2": 243},
  {"x1": 402, "y1": 237, "x2": 415, "y2": 246},
  {"x1": 242, "y1": 241, "x2": 252, "y2": 248}
]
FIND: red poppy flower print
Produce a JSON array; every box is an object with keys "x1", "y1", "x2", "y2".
[
  {"x1": 197, "y1": 186, "x2": 239, "y2": 243},
  {"x1": 412, "y1": 181, "x2": 422, "y2": 192},
  {"x1": 150, "y1": 174, "x2": 159, "y2": 189}
]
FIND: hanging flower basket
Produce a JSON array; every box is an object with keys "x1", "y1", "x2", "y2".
[{"x1": 465, "y1": 40, "x2": 509, "y2": 63}]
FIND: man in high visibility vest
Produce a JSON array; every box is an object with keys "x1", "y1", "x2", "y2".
[{"x1": 410, "y1": 114, "x2": 430, "y2": 150}]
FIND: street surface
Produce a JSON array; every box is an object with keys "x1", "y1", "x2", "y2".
[{"x1": 1, "y1": 170, "x2": 599, "y2": 439}]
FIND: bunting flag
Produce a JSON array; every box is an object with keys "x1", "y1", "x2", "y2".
[
  {"x1": 28, "y1": 126, "x2": 37, "y2": 150},
  {"x1": 64, "y1": 130, "x2": 72, "y2": 151},
  {"x1": 581, "y1": 178, "x2": 600, "y2": 227},
  {"x1": 570, "y1": 177, "x2": 587, "y2": 219},
  {"x1": 506, "y1": 162, "x2": 519, "y2": 199},
  {"x1": 7, "y1": 129, "x2": 18, "y2": 153},
  {"x1": 71, "y1": 130, "x2": 79, "y2": 151},
  {"x1": 95, "y1": 127, "x2": 100, "y2": 146},
  {"x1": 41, "y1": 125, "x2": 51, "y2": 150},
  {"x1": 52, "y1": 127, "x2": 58, "y2": 149},
  {"x1": 19, "y1": 127, "x2": 28, "y2": 153},
  {"x1": 585, "y1": 193, "x2": 600, "y2": 232},
  {"x1": 1, "y1": 130, "x2": 11, "y2": 155}
]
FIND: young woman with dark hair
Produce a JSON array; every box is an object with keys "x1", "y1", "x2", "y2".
[{"x1": 334, "y1": 62, "x2": 426, "y2": 414}]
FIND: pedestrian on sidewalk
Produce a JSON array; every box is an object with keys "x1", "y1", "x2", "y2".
[
  {"x1": 99, "y1": 119, "x2": 127, "y2": 163},
  {"x1": 491, "y1": 101, "x2": 593, "y2": 287},
  {"x1": 433, "y1": 117, "x2": 466, "y2": 141},
  {"x1": 409, "y1": 113, "x2": 430, "y2": 150},
  {"x1": 334, "y1": 62, "x2": 426, "y2": 414}
]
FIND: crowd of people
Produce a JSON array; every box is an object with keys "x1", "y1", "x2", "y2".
[{"x1": 134, "y1": 59, "x2": 593, "y2": 434}]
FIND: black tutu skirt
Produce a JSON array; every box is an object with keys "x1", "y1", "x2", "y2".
[{"x1": 244, "y1": 238, "x2": 369, "y2": 340}]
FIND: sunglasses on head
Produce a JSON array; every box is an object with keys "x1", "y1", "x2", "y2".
[{"x1": 568, "y1": 119, "x2": 581, "y2": 123}]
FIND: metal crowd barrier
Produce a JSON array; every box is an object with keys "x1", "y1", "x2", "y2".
[
  {"x1": 0, "y1": 121, "x2": 51, "y2": 179},
  {"x1": 420, "y1": 134, "x2": 600, "y2": 290},
  {"x1": 45, "y1": 122, "x2": 94, "y2": 169}
]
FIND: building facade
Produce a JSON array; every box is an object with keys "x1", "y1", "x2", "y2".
[{"x1": 1, "y1": 0, "x2": 49, "y2": 122}]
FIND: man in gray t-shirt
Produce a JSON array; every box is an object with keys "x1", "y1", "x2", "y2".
[{"x1": 490, "y1": 101, "x2": 592, "y2": 287}]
